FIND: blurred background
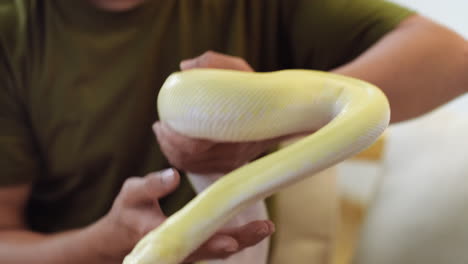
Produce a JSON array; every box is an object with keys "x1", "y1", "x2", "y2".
[{"x1": 334, "y1": 1, "x2": 468, "y2": 263}]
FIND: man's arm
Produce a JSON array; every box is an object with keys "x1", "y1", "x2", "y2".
[
  {"x1": 333, "y1": 15, "x2": 468, "y2": 123},
  {"x1": 0, "y1": 184, "x2": 115, "y2": 264}
]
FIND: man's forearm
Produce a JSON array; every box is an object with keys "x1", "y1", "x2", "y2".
[
  {"x1": 333, "y1": 15, "x2": 468, "y2": 123},
  {"x1": 0, "y1": 219, "x2": 118, "y2": 264}
]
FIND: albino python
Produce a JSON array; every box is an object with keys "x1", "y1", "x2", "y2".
[{"x1": 123, "y1": 69, "x2": 390, "y2": 264}]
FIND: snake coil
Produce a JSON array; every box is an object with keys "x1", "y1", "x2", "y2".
[{"x1": 123, "y1": 69, "x2": 390, "y2": 264}]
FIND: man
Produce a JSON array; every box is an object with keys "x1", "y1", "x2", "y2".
[{"x1": 0, "y1": 0, "x2": 466, "y2": 263}]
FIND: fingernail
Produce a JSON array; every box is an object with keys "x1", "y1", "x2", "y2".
[
  {"x1": 256, "y1": 225, "x2": 269, "y2": 236},
  {"x1": 218, "y1": 237, "x2": 238, "y2": 253},
  {"x1": 180, "y1": 59, "x2": 196, "y2": 70},
  {"x1": 268, "y1": 221, "x2": 276, "y2": 233},
  {"x1": 160, "y1": 168, "x2": 174, "y2": 186},
  {"x1": 152, "y1": 122, "x2": 158, "y2": 131}
]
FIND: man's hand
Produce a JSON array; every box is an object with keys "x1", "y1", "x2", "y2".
[
  {"x1": 155, "y1": 51, "x2": 280, "y2": 174},
  {"x1": 99, "y1": 168, "x2": 275, "y2": 263},
  {"x1": 154, "y1": 122, "x2": 279, "y2": 174},
  {"x1": 0, "y1": 169, "x2": 274, "y2": 264}
]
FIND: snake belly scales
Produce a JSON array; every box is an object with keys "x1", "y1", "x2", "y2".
[{"x1": 123, "y1": 69, "x2": 390, "y2": 264}]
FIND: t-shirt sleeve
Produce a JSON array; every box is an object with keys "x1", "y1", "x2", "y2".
[
  {"x1": 281, "y1": 0, "x2": 416, "y2": 70},
  {"x1": 0, "y1": 48, "x2": 40, "y2": 186}
]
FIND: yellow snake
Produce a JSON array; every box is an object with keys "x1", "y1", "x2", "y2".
[{"x1": 123, "y1": 69, "x2": 390, "y2": 264}]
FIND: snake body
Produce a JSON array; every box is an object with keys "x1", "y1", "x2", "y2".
[{"x1": 123, "y1": 69, "x2": 390, "y2": 264}]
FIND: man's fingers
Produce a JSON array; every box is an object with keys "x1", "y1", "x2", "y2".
[
  {"x1": 180, "y1": 50, "x2": 254, "y2": 71},
  {"x1": 144, "y1": 169, "x2": 180, "y2": 202},
  {"x1": 153, "y1": 122, "x2": 216, "y2": 171},
  {"x1": 118, "y1": 169, "x2": 180, "y2": 207},
  {"x1": 220, "y1": 220, "x2": 275, "y2": 250},
  {"x1": 153, "y1": 122, "x2": 215, "y2": 155},
  {"x1": 185, "y1": 220, "x2": 275, "y2": 262},
  {"x1": 185, "y1": 235, "x2": 239, "y2": 262},
  {"x1": 153, "y1": 120, "x2": 280, "y2": 173}
]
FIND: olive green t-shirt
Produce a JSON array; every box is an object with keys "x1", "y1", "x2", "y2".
[{"x1": 0, "y1": 0, "x2": 413, "y2": 232}]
